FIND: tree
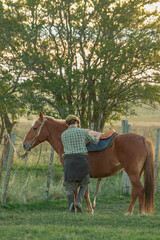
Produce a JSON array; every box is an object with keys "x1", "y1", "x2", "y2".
[
  {"x1": 0, "y1": 0, "x2": 26, "y2": 163},
  {"x1": 0, "y1": 0, "x2": 160, "y2": 131}
]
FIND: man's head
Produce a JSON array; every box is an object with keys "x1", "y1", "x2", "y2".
[{"x1": 65, "y1": 115, "x2": 80, "y2": 126}]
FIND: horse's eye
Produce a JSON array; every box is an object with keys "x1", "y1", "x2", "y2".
[{"x1": 33, "y1": 127, "x2": 37, "y2": 130}]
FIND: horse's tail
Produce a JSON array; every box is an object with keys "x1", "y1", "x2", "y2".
[{"x1": 144, "y1": 139, "x2": 155, "y2": 214}]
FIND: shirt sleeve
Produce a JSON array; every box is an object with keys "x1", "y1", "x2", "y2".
[{"x1": 84, "y1": 130, "x2": 98, "y2": 145}]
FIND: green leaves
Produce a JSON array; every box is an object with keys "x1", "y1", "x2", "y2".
[{"x1": 0, "y1": 0, "x2": 159, "y2": 131}]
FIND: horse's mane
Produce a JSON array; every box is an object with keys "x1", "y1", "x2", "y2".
[{"x1": 46, "y1": 116, "x2": 67, "y2": 127}]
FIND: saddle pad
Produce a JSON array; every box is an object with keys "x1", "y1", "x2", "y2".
[
  {"x1": 100, "y1": 129, "x2": 117, "y2": 139},
  {"x1": 86, "y1": 133, "x2": 117, "y2": 152}
]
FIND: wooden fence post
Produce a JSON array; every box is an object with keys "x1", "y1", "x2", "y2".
[
  {"x1": 90, "y1": 122, "x2": 94, "y2": 131},
  {"x1": 24, "y1": 152, "x2": 28, "y2": 169},
  {"x1": 45, "y1": 147, "x2": 54, "y2": 201},
  {"x1": 1, "y1": 131, "x2": 16, "y2": 204},
  {"x1": 122, "y1": 120, "x2": 131, "y2": 195},
  {"x1": 155, "y1": 128, "x2": 160, "y2": 194}
]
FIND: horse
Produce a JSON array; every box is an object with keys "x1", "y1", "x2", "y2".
[{"x1": 23, "y1": 112, "x2": 155, "y2": 215}]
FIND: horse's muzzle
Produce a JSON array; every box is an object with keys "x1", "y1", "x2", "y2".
[{"x1": 23, "y1": 142, "x2": 32, "y2": 151}]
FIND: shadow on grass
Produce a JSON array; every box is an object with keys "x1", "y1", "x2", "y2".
[{"x1": 0, "y1": 199, "x2": 67, "y2": 212}]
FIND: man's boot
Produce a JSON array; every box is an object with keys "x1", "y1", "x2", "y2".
[
  {"x1": 68, "y1": 194, "x2": 75, "y2": 213},
  {"x1": 75, "y1": 186, "x2": 87, "y2": 213}
]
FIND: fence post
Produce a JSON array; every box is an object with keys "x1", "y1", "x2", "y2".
[
  {"x1": 90, "y1": 122, "x2": 94, "y2": 131},
  {"x1": 1, "y1": 131, "x2": 16, "y2": 204},
  {"x1": 45, "y1": 147, "x2": 54, "y2": 201},
  {"x1": 155, "y1": 128, "x2": 160, "y2": 194},
  {"x1": 122, "y1": 120, "x2": 131, "y2": 195},
  {"x1": 24, "y1": 152, "x2": 28, "y2": 169}
]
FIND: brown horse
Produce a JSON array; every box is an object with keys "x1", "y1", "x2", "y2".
[{"x1": 23, "y1": 112, "x2": 155, "y2": 215}]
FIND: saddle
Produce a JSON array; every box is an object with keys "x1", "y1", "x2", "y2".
[
  {"x1": 88, "y1": 129, "x2": 117, "y2": 140},
  {"x1": 86, "y1": 129, "x2": 118, "y2": 152}
]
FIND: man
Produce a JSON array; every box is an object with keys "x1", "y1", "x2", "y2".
[{"x1": 61, "y1": 115, "x2": 99, "y2": 213}]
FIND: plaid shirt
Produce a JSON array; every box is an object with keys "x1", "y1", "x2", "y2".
[{"x1": 61, "y1": 126, "x2": 98, "y2": 156}]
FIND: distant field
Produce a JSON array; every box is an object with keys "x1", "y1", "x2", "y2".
[
  {"x1": 16, "y1": 105, "x2": 160, "y2": 139},
  {"x1": 128, "y1": 105, "x2": 160, "y2": 123}
]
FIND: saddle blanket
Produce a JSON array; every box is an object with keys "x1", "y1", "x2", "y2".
[{"x1": 86, "y1": 131, "x2": 117, "y2": 152}]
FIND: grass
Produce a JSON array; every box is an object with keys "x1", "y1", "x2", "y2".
[
  {"x1": 0, "y1": 164, "x2": 160, "y2": 240},
  {"x1": 0, "y1": 195, "x2": 160, "y2": 240},
  {"x1": 0, "y1": 164, "x2": 66, "y2": 203},
  {"x1": 0, "y1": 163, "x2": 124, "y2": 203},
  {"x1": 0, "y1": 106, "x2": 160, "y2": 239}
]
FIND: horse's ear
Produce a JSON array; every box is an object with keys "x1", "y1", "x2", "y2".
[{"x1": 39, "y1": 112, "x2": 43, "y2": 122}]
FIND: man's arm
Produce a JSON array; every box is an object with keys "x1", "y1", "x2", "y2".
[{"x1": 85, "y1": 130, "x2": 99, "y2": 145}]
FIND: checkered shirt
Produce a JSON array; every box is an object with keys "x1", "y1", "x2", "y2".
[{"x1": 61, "y1": 126, "x2": 98, "y2": 156}]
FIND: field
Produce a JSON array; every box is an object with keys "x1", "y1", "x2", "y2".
[
  {"x1": 0, "y1": 106, "x2": 160, "y2": 239},
  {"x1": 0, "y1": 195, "x2": 160, "y2": 240}
]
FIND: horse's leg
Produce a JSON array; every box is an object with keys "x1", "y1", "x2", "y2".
[
  {"x1": 84, "y1": 187, "x2": 94, "y2": 214},
  {"x1": 74, "y1": 183, "x2": 78, "y2": 202},
  {"x1": 125, "y1": 186, "x2": 137, "y2": 215},
  {"x1": 92, "y1": 178, "x2": 101, "y2": 209},
  {"x1": 126, "y1": 174, "x2": 145, "y2": 215}
]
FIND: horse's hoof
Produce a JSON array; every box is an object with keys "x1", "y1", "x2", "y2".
[
  {"x1": 92, "y1": 204, "x2": 95, "y2": 209},
  {"x1": 90, "y1": 209, "x2": 94, "y2": 215},
  {"x1": 87, "y1": 208, "x2": 94, "y2": 215},
  {"x1": 139, "y1": 212, "x2": 146, "y2": 216},
  {"x1": 125, "y1": 212, "x2": 132, "y2": 216}
]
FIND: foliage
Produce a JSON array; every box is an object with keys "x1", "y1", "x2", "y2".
[
  {"x1": 0, "y1": 0, "x2": 26, "y2": 135},
  {"x1": 0, "y1": 0, "x2": 160, "y2": 130}
]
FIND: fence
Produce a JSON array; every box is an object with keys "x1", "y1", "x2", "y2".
[
  {"x1": 121, "y1": 120, "x2": 131, "y2": 195},
  {"x1": 0, "y1": 120, "x2": 160, "y2": 203}
]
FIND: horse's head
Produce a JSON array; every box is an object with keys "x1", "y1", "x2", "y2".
[{"x1": 23, "y1": 112, "x2": 48, "y2": 151}]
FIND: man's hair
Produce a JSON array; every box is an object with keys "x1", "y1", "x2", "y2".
[
  {"x1": 66, "y1": 119, "x2": 77, "y2": 125},
  {"x1": 65, "y1": 114, "x2": 80, "y2": 126}
]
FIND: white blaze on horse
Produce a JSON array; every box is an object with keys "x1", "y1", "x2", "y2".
[{"x1": 23, "y1": 112, "x2": 155, "y2": 215}]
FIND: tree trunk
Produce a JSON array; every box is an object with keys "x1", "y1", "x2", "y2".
[
  {"x1": 0, "y1": 135, "x2": 10, "y2": 167},
  {"x1": 1, "y1": 113, "x2": 16, "y2": 167},
  {"x1": 0, "y1": 116, "x2": 5, "y2": 145}
]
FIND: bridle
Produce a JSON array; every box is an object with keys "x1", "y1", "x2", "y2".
[{"x1": 25, "y1": 118, "x2": 47, "y2": 151}]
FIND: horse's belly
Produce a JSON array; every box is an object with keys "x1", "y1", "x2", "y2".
[
  {"x1": 88, "y1": 148, "x2": 122, "y2": 178},
  {"x1": 90, "y1": 163, "x2": 123, "y2": 178}
]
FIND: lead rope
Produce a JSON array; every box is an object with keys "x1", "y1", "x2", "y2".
[
  {"x1": 6, "y1": 118, "x2": 47, "y2": 158},
  {"x1": 6, "y1": 133, "x2": 27, "y2": 159}
]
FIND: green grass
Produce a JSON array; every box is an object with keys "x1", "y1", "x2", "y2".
[
  {"x1": 0, "y1": 195, "x2": 160, "y2": 240},
  {"x1": 0, "y1": 106, "x2": 160, "y2": 239},
  {"x1": 0, "y1": 164, "x2": 160, "y2": 240},
  {"x1": 0, "y1": 164, "x2": 66, "y2": 203},
  {"x1": 0, "y1": 163, "x2": 124, "y2": 203}
]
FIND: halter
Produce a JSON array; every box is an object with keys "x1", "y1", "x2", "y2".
[{"x1": 26, "y1": 118, "x2": 47, "y2": 151}]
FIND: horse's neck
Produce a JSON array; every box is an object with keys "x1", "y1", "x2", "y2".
[{"x1": 46, "y1": 118, "x2": 67, "y2": 158}]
